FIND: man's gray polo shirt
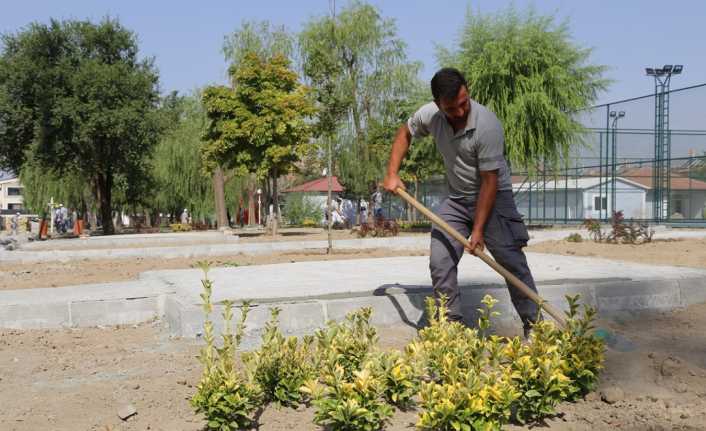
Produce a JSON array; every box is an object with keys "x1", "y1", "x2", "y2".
[{"x1": 407, "y1": 100, "x2": 513, "y2": 199}]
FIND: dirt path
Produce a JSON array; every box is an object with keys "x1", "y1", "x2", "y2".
[
  {"x1": 1, "y1": 303, "x2": 705, "y2": 430},
  {"x1": 0, "y1": 248, "x2": 427, "y2": 290},
  {"x1": 526, "y1": 237, "x2": 706, "y2": 269}
]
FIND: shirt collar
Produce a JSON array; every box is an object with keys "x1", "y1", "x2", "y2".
[{"x1": 465, "y1": 99, "x2": 478, "y2": 132}]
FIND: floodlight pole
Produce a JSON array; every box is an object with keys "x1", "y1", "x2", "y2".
[
  {"x1": 609, "y1": 111, "x2": 625, "y2": 215},
  {"x1": 645, "y1": 65, "x2": 683, "y2": 222}
]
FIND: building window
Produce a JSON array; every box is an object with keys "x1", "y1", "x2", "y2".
[
  {"x1": 594, "y1": 196, "x2": 607, "y2": 211},
  {"x1": 7, "y1": 187, "x2": 22, "y2": 196},
  {"x1": 673, "y1": 199, "x2": 683, "y2": 215},
  {"x1": 8, "y1": 203, "x2": 23, "y2": 210}
]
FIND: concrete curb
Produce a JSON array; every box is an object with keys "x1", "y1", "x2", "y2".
[
  {"x1": 163, "y1": 276, "x2": 706, "y2": 348},
  {"x1": 3, "y1": 274, "x2": 702, "y2": 347},
  {"x1": 0, "y1": 236, "x2": 429, "y2": 263}
]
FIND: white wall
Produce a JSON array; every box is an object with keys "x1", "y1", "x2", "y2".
[{"x1": 0, "y1": 178, "x2": 24, "y2": 210}]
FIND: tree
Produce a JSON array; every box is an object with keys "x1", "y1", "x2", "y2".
[
  {"x1": 0, "y1": 18, "x2": 161, "y2": 234},
  {"x1": 223, "y1": 20, "x2": 294, "y2": 72},
  {"x1": 436, "y1": 6, "x2": 608, "y2": 170},
  {"x1": 201, "y1": 20, "x2": 298, "y2": 229},
  {"x1": 201, "y1": 53, "x2": 316, "y2": 231},
  {"x1": 299, "y1": 0, "x2": 422, "y2": 200}
]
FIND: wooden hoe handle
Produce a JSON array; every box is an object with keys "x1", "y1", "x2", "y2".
[{"x1": 395, "y1": 187, "x2": 567, "y2": 328}]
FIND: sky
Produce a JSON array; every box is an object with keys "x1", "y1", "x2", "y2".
[{"x1": 2, "y1": 0, "x2": 705, "y2": 113}]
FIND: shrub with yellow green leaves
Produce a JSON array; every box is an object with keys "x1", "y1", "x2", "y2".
[
  {"x1": 558, "y1": 295, "x2": 605, "y2": 399},
  {"x1": 301, "y1": 361, "x2": 394, "y2": 431},
  {"x1": 243, "y1": 307, "x2": 316, "y2": 407},
  {"x1": 505, "y1": 321, "x2": 573, "y2": 424},
  {"x1": 170, "y1": 223, "x2": 192, "y2": 232},
  {"x1": 413, "y1": 295, "x2": 520, "y2": 430},
  {"x1": 190, "y1": 263, "x2": 262, "y2": 430},
  {"x1": 314, "y1": 307, "x2": 379, "y2": 381},
  {"x1": 374, "y1": 350, "x2": 419, "y2": 409}
]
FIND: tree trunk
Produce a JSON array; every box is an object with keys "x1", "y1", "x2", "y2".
[
  {"x1": 247, "y1": 180, "x2": 256, "y2": 226},
  {"x1": 271, "y1": 167, "x2": 279, "y2": 236},
  {"x1": 95, "y1": 173, "x2": 114, "y2": 235},
  {"x1": 213, "y1": 166, "x2": 228, "y2": 229}
]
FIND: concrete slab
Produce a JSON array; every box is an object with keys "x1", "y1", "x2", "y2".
[
  {"x1": 3, "y1": 228, "x2": 706, "y2": 263},
  {"x1": 0, "y1": 236, "x2": 429, "y2": 264},
  {"x1": 1, "y1": 253, "x2": 705, "y2": 344}
]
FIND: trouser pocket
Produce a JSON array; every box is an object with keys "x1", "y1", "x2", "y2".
[{"x1": 495, "y1": 206, "x2": 529, "y2": 248}]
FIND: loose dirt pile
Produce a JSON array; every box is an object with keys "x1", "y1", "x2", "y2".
[{"x1": 526, "y1": 237, "x2": 706, "y2": 269}]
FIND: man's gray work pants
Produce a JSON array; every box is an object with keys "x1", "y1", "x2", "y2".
[{"x1": 429, "y1": 190, "x2": 540, "y2": 324}]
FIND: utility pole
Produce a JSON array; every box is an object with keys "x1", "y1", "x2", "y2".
[{"x1": 326, "y1": 0, "x2": 336, "y2": 254}]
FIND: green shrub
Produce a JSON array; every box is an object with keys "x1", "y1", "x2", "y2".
[
  {"x1": 170, "y1": 223, "x2": 192, "y2": 232},
  {"x1": 283, "y1": 193, "x2": 322, "y2": 226},
  {"x1": 557, "y1": 295, "x2": 605, "y2": 399},
  {"x1": 412, "y1": 296, "x2": 519, "y2": 430},
  {"x1": 301, "y1": 361, "x2": 393, "y2": 431},
  {"x1": 190, "y1": 263, "x2": 262, "y2": 429},
  {"x1": 374, "y1": 350, "x2": 418, "y2": 409},
  {"x1": 314, "y1": 307, "x2": 378, "y2": 381},
  {"x1": 243, "y1": 307, "x2": 316, "y2": 407},
  {"x1": 566, "y1": 233, "x2": 583, "y2": 242},
  {"x1": 301, "y1": 217, "x2": 318, "y2": 228},
  {"x1": 505, "y1": 320, "x2": 573, "y2": 424},
  {"x1": 397, "y1": 220, "x2": 432, "y2": 231}
]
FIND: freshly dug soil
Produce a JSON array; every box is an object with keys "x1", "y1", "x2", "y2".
[{"x1": 526, "y1": 237, "x2": 706, "y2": 269}]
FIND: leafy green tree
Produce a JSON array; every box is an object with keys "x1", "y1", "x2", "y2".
[
  {"x1": 151, "y1": 93, "x2": 213, "y2": 222},
  {"x1": 202, "y1": 53, "x2": 316, "y2": 228},
  {"x1": 200, "y1": 20, "x2": 298, "y2": 229},
  {"x1": 0, "y1": 18, "x2": 161, "y2": 234},
  {"x1": 223, "y1": 20, "x2": 294, "y2": 71},
  {"x1": 299, "y1": 0, "x2": 422, "y2": 199},
  {"x1": 19, "y1": 159, "x2": 90, "y2": 217},
  {"x1": 436, "y1": 6, "x2": 608, "y2": 170}
]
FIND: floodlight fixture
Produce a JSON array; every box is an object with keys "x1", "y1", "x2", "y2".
[
  {"x1": 610, "y1": 111, "x2": 617, "y2": 117},
  {"x1": 618, "y1": 111, "x2": 625, "y2": 118},
  {"x1": 673, "y1": 65, "x2": 683, "y2": 74},
  {"x1": 662, "y1": 64, "x2": 673, "y2": 73},
  {"x1": 646, "y1": 68, "x2": 655, "y2": 76},
  {"x1": 655, "y1": 68, "x2": 665, "y2": 76}
]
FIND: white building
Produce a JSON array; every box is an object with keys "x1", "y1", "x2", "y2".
[
  {"x1": 513, "y1": 167, "x2": 706, "y2": 221},
  {"x1": 0, "y1": 171, "x2": 24, "y2": 212}
]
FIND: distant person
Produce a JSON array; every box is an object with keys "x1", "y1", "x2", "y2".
[
  {"x1": 359, "y1": 200, "x2": 368, "y2": 225},
  {"x1": 372, "y1": 187, "x2": 384, "y2": 219},
  {"x1": 11, "y1": 212, "x2": 19, "y2": 236},
  {"x1": 342, "y1": 199, "x2": 356, "y2": 229},
  {"x1": 180, "y1": 208, "x2": 189, "y2": 225}
]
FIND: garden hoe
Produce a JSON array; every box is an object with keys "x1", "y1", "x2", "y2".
[{"x1": 395, "y1": 187, "x2": 635, "y2": 351}]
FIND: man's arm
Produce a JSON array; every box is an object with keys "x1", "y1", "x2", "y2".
[
  {"x1": 467, "y1": 169, "x2": 498, "y2": 255},
  {"x1": 383, "y1": 124, "x2": 411, "y2": 194}
]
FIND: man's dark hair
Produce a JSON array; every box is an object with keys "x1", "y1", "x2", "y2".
[{"x1": 430, "y1": 68, "x2": 467, "y2": 101}]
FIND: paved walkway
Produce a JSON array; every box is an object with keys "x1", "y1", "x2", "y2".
[{"x1": 2, "y1": 253, "x2": 705, "y2": 347}]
